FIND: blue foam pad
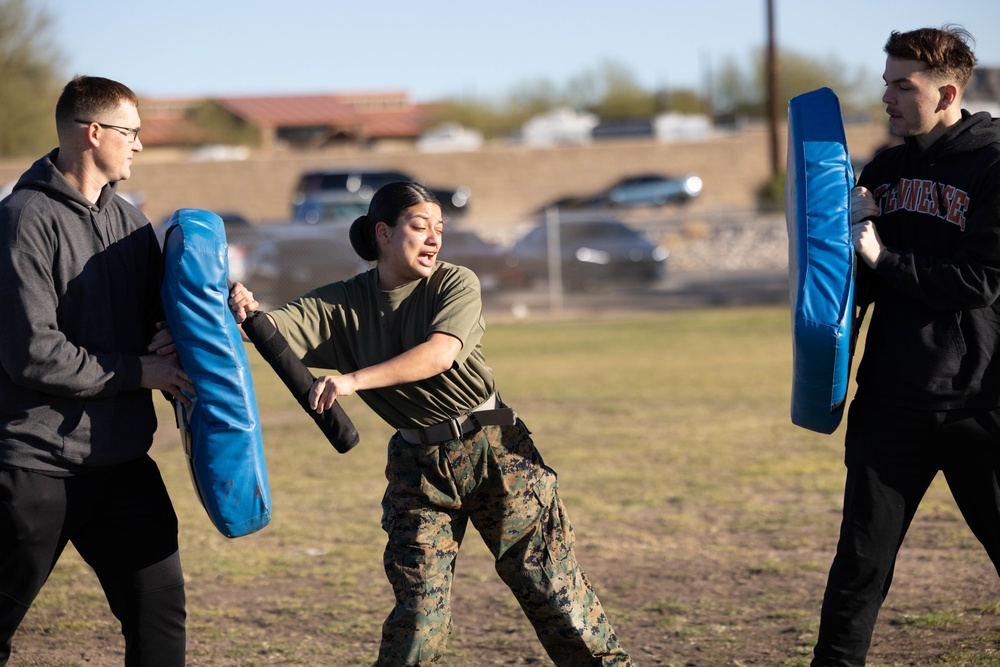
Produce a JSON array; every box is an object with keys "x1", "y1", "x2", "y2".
[
  {"x1": 161, "y1": 208, "x2": 270, "y2": 537},
  {"x1": 785, "y1": 88, "x2": 856, "y2": 434}
]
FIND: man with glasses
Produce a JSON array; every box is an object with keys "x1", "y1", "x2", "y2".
[
  {"x1": 76, "y1": 119, "x2": 142, "y2": 143},
  {"x1": 0, "y1": 76, "x2": 193, "y2": 666}
]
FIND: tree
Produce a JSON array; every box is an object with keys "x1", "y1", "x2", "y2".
[
  {"x1": 433, "y1": 78, "x2": 574, "y2": 139},
  {"x1": 714, "y1": 47, "x2": 876, "y2": 119},
  {"x1": 0, "y1": 0, "x2": 63, "y2": 157},
  {"x1": 655, "y1": 87, "x2": 709, "y2": 115},
  {"x1": 432, "y1": 60, "x2": 699, "y2": 137},
  {"x1": 588, "y1": 60, "x2": 658, "y2": 120},
  {"x1": 187, "y1": 101, "x2": 260, "y2": 147}
]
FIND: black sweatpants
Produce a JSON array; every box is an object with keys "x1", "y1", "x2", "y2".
[
  {"x1": 0, "y1": 456, "x2": 185, "y2": 666},
  {"x1": 812, "y1": 400, "x2": 1000, "y2": 667}
]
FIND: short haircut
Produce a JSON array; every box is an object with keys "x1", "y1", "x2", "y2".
[
  {"x1": 55, "y1": 75, "x2": 139, "y2": 129},
  {"x1": 884, "y1": 26, "x2": 977, "y2": 89}
]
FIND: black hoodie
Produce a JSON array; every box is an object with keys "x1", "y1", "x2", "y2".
[
  {"x1": 0, "y1": 150, "x2": 164, "y2": 473},
  {"x1": 855, "y1": 110, "x2": 1000, "y2": 410}
]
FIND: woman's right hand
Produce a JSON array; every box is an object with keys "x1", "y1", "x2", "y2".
[{"x1": 228, "y1": 282, "x2": 259, "y2": 324}]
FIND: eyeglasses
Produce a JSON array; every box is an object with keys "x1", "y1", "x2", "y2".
[{"x1": 75, "y1": 119, "x2": 141, "y2": 143}]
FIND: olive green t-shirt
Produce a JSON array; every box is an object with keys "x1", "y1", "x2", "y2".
[{"x1": 268, "y1": 262, "x2": 495, "y2": 429}]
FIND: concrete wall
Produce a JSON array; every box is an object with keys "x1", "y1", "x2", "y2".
[{"x1": 0, "y1": 123, "x2": 888, "y2": 232}]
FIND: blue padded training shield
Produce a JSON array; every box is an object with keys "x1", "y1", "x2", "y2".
[
  {"x1": 785, "y1": 88, "x2": 856, "y2": 434},
  {"x1": 161, "y1": 208, "x2": 270, "y2": 537}
]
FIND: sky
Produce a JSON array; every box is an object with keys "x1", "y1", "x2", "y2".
[{"x1": 32, "y1": 0, "x2": 1000, "y2": 104}]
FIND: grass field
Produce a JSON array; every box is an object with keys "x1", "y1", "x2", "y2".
[{"x1": 11, "y1": 305, "x2": 1000, "y2": 666}]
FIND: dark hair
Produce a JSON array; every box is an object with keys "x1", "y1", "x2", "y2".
[
  {"x1": 55, "y1": 75, "x2": 139, "y2": 129},
  {"x1": 884, "y1": 26, "x2": 977, "y2": 88},
  {"x1": 349, "y1": 181, "x2": 440, "y2": 261}
]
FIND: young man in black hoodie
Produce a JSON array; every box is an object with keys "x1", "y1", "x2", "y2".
[
  {"x1": 0, "y1": 77, "x2": 193, "y2": 666},
  {"x1": 812, "y1": 27, "x2": 1000, "y2": 667}
]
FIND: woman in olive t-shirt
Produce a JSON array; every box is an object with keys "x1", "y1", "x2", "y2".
[{"x1": 229, "y1": 182, "x2": 633, "y2": 667}]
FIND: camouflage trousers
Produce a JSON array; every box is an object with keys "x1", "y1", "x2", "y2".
[{"x1": 374, "y1": 417, "x2": 633, "y2": 666}]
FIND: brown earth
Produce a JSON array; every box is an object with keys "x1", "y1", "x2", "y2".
[{"x1": 9, "y1": 450, "x2": 1000, "y2": 667}]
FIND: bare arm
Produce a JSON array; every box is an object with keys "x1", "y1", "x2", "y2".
[
  {"x1": 229, "y1": 281, "x2": 464, "y2": 414},
  {"x1": 310, "y1": 332, "x2": 462, "y2": 414}
]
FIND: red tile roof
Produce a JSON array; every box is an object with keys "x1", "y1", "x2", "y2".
[
  {"x1": 213, "y1": 95, "x2": 360, "y2": 127},
  {"x1": 136, "y1": 92, "x2": 430, "y2": 146},
  {"x1": 138, "y1": 116, "x2": 209, "y2": 147},
  {"x1": 356, "y1": 109, "x2": 428, "y2": 138},
  {"x1": 212, "y1": 92, "x2": 427, "y2": 138}
]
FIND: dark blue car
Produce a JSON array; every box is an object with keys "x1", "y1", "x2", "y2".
[{"x1": 508, "y1": 213, "x2": 668, "y2": 291}]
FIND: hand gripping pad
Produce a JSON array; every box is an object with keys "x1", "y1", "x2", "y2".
[
  {"x1": 785, "y1": 88, "x2": 856, "y2": 434},
  {"x1": 161, "y1": 208, "x2": 271, "y2": 537}
]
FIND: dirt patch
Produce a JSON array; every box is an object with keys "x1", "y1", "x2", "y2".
[{"x1": 12, "y1": 493, "x2": 1000, "y2": 666}]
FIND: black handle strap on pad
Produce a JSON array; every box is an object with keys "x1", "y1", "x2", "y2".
[{"x1": 242, "y1": 311, "x2": 360, "y2": 453}]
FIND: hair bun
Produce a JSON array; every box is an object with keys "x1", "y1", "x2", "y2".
[{"x1": 349, "y1": 215, "x2": 378, "y2": 261}]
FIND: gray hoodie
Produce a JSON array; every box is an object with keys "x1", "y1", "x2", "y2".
[{"x1": 0, "y1": 149, "x2": 164, "y2": 473}]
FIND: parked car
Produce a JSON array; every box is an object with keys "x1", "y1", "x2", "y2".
[
  {"x1": 591, "y1": 119, "x2": 655, "y2": 141},
  {"x1": 291, "y1": 167, "x2": 471, "y2": 221},
  {"x1": 604, "y1": 173, "x2": 703, "y2": 207},
  {"x1": 537, "y1": 172, "x2": 702, "y2": 212},
  {"x1": 416, "y1": 122, "x2": 484, "y2": 153},
  {"x1": 508, "y1": 213, "x2": 668, "y2": 291},
  {"x1": 291, "y1": 191, "x2": 371, "y2": 226},
  {"x1": 438, "y1": 229, "x2": 525, "y2": 292},
  {"x1": 244, "y1": 220, "x2": 371, "y2": 308}
]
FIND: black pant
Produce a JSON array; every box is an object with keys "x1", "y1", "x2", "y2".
[
  {"x1": 812, "y1": 400, "x2": 1000, "y2": 666},
  {"x1": 0, "y1": 456, "x2": 186, "y2": 666}
]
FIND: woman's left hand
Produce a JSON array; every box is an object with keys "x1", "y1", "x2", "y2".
[
  {"x1": 310, "y1": 374, "x2": 359, "y2": 414},
  {"x1": 306, "y1": 333, "x2": 462, "y2": 411}
]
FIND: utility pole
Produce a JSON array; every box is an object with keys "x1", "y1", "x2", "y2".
[{"x1": 766, "y1": 0, "x2": 781, "y2": 176}]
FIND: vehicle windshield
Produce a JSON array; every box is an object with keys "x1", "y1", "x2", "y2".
[
  {"x1": 561, "y1": 221, "x2": 635, "y2": 241},
  {"x1": 296, "y1": 171, "x2": 411, "y2": 195},
  {"x1": 295, "y1": 199, "x2": 370, "y2": 224},
  {"x1": 443, "y1": 231, "x2": 489, "y2": 250}
]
